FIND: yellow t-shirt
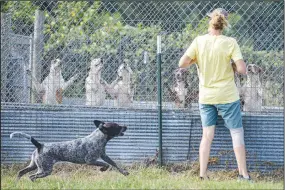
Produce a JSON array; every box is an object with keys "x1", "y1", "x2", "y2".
[{"x1": 185, "y1": 34, "x2": 243, "y2": 104}]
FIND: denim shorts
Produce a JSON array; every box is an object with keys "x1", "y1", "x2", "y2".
[{"x1": 199, "y1": 100, "x2": 242, "y2": 129}]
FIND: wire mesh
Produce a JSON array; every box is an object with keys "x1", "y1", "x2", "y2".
[{"x1": 1, "y1": 1, "x2": 283, "y2": 112}]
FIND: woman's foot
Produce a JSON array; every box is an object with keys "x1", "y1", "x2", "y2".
[
  {"x1": 237, "y1": 175, "x2": 253, "y2": 183},
  {"x1": 200, "y1": 176, "x2": 210, "y2": 180}
]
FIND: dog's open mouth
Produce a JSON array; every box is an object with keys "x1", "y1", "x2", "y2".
[{"x1": 119, "y1": 127, "x2": 127, "y2": 136}]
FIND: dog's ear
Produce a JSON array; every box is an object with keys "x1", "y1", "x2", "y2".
[
  {"x1": 94, "y1": 120, "x2": 108, "y2": 134},
  {"x1": 253, "y1": 65, "x2": 262, "y2": 73},
  {"x1": 94, "y1": 120, "x2": 104, "y2": 128}
]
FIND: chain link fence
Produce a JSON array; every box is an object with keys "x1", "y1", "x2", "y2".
[
  {"x1": 1, "y1": 1, "x2": 283, "y2": 112},
  {"x1": 1, "y1": 1, "x2": 284, "y2": 170}
]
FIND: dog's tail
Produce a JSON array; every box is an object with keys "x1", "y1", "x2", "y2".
[{"x1": 10, "y1": 132, "x2": 42, "y2": 150}]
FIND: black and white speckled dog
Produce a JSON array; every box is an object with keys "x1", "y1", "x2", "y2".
[{"x1": 10, "y1": 120, "x2": 129, "y2": 182}]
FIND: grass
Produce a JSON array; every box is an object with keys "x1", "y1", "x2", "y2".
[{"x1": 1, "y1": 162, "x2": 283, "y2": 189}]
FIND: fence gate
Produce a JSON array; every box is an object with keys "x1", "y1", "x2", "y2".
[{"x1": 1, "y1": 13, "x2": 32, "y2": 103}]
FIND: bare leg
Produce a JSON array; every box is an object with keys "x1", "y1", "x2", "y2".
[
  {"x1": 230, "y1": 127, "x2": 249, "y2": 178},
  {"x1": 199, "y1": 125, "x2": 215, "y2": 178},
  {"x1": 234, "y1": 146, "x2": 249, "y2": 177}
]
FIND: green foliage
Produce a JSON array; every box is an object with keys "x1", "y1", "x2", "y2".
[{"x1": 1, "y1": 1, "x2": 37, "y2": 35}]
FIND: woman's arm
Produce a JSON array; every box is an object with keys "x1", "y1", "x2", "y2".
[
  {"x1": 179, "y1": 38, "x2": 197, "y2": 68},
  {"x1": 233, "y1": 59, "x2": 246, "y2": 74},
  {"x1": 179, "y1": 55, "x2": 196, "y2": 68}
]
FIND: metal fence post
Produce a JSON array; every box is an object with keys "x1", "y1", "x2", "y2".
[
  {"x1": 32, "y1": 9, "x2": 45, "y2": 103},
  {"x1": 157, "y1": 35, "x2": 163, "y2": 167},
  {"x1": 29, "y1": 34, "x2": 34, "y2": 103}
]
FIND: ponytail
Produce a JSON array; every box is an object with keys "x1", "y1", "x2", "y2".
[{"x1": 209, "y1": 11, "x2": 229, "y2": 30}]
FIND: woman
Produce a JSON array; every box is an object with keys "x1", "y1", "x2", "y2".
[{"x1": 179, "y1": 8, "x2": 251, "y2": 181}]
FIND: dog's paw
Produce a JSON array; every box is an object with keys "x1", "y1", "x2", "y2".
[
  {"x1": 29, "y1": 176, "x2": 36, "y2": 182},
  {"x1": 100, "y1": 165, "x2": 109, "y2": 172},
  {"x1": 121, "y1": 170, "x2": 129, "y2": 176}
]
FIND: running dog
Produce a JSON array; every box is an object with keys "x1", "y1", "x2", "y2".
[
  {"x1": 85, "y1": 58, "x2": 106, "y2": 106},
  {"x1": 10, "y1": 120, "x2": 129, "y2": 182}
]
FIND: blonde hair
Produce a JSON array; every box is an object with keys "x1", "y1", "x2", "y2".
[{"x1": 209, "y1": 10, "x2": 229, "y2": 31}]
